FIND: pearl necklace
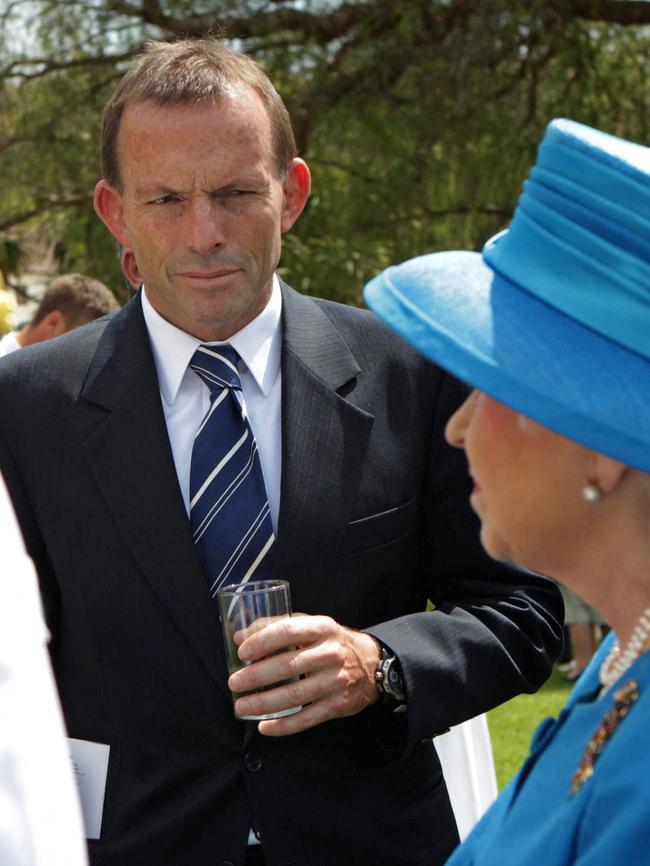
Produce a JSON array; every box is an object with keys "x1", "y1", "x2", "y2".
[{"x1": 599, "y1": 608, "x2": 650, "y2": 689}]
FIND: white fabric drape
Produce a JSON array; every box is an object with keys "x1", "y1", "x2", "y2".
[
  {"x1": 0, "y1": 475, "x2": 87, "y2": 866},
  {"x1": 436, "y1": 714, "x2": 498, "y2": 840}
]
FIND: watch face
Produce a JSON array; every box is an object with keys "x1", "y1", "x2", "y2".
[
  {"x1": 385, "y1": 659, "x2": 404, "y2": 700},
  {"x1": 376, "y1": 650, "x2": 404, "y2": 701}
]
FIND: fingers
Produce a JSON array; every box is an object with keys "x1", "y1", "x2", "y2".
[
  {"x1": 228, "y1": 637, "x2": 339, "y2": 695},
  {"x1": 233, "y1": 666, "x2": 325, "y2": 720},
  {"x1": 237, "y1": 613, "x2": 337, "y2": 661},
  {"x1": 227, "y1": 619, "x2": 381, "y2": 736},
  {"x1": 233, "y1": 664, "x2": 374, "y2": 735},
  {"x1": 232, "y1": 614, "x2": 288, "y2": 645},
  {"x1": 257, "y1": 691, "x2": 358, "y2": 737}
]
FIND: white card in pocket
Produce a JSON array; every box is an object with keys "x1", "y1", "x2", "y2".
[{"x1": 67, "y1": 737, "x2": 110, "y2": 839}]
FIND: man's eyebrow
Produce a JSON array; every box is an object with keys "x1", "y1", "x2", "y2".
[
  {"x1": 133, "y1": 176, "x2": 271, "y2": 197},
  {"x1": 134, "y1": 184, "x2": 177, "y2": 197},
  {"x1": 217, "y1": 174, "x2": 269, "y2": 188}
]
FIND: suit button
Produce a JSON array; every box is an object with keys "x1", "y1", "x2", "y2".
[{"x1": 244, "y1": 752, "x2": 263, "y2": 772}]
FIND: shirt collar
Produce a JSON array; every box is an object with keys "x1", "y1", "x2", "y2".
[{"x1": 141, "y1": 276, "x2": 283, "y2": 404}]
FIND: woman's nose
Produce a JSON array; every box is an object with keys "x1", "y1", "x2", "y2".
[{"x1": 445, "y1": 389, "x2": 477, "y2": 449}]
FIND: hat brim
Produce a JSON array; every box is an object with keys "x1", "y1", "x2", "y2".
[{"x1": 363, "y1": 249, "x2": 650, "y2": 472}]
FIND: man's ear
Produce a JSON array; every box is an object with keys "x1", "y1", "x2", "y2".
[
  {"x1": 34, "y1": 310, "x2": 67, "y2": 340},
  {"x1": 280, "y1": 158, "x2": 311, "y2": 233},
  {"x1": 121, "y1": 248, "x2": 142, "y2": 292},
  {"x1": 94, "y1": 180, "x2": 130, "y2": 245},
  {"x1": 592, "y1": 451, "x2": 629, "y2": 495}
]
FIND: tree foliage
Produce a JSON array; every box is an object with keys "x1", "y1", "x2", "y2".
[{"x1": 1, "y1": 0, "x2": 649, "y2": 304}]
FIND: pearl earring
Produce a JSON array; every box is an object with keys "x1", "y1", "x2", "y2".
[{"x1": 582, "y1": 483, "x2": 601, "y2": 503}]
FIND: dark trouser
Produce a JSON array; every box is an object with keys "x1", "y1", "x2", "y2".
[{"x1": 245, "y1": 845, "x2": 267, "y2": 866}]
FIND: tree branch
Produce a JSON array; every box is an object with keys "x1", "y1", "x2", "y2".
[
  {"x1": 99, "y1": 0, "x2": 372, "y2": 40},
  {"x1": 309, "y1": 157, "x2": 381, "y2": 184},
  {"x1": 0, "y1": 196, "x2": 92, "y2": 233},
  {"x1": 357, "y1": 204, "x2": 512, "y2": 234},
  {"x1": 2, "y1": 49, "x2": 135, "y2": 80},
  {"x1": 568, "y1": 0, "x2": 650, "y2": 25}
]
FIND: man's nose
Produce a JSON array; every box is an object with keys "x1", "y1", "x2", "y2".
[{"x1": 186, "y1": 198, "x2": 226, "y2": 254}]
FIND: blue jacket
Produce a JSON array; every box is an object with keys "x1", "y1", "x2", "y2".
[{"x1": 447, "y1": 631, "x2": 650, "y2": 865}]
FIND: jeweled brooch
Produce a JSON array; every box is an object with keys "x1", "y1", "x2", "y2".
[{"x1": 570, "y1": 679, "x2": 640, "y2": 797}]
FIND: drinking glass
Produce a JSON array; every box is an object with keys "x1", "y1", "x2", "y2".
[{"x1": 216, "y1": 579, "x2": 301, "y2": 721}]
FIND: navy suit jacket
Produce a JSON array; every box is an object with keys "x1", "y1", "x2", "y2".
[{"x1": 0, "y1": 283, "x2": 563, "y2": 866}]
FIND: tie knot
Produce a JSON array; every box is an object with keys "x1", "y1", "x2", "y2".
[{"x1": 190, "y1": 345, "x2": 241, "y2": 393}]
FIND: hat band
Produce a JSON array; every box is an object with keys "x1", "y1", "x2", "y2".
[
  {"x1": 530, "y1": 168, "x2": 650, "y2": 262},
  {"x1": 536, "y1": 142, "x2": 650, "y2": 232},
  {"x1": 484, "y1": 182, "x2": 650, "y2": 362}
]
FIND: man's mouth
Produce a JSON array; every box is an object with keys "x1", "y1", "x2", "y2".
[{"x1": 179, "y1": 268, "x2": 239, "y2": 280}]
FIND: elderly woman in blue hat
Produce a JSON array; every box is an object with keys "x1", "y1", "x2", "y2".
[{"x1": 364, "y1": 118, "x2": 650, "y2": 865}]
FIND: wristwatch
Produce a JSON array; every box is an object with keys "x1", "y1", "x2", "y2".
[{"x1": 375, "y1": 646, "x2": 406, "y2": 703}]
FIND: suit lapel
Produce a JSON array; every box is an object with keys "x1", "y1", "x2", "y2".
[
  {"x1": 79, "y1": 296, "x2": 228, "y2": 693},
  {"x1": 275, "y1": 284, "x2": 374, "y2": 613}
]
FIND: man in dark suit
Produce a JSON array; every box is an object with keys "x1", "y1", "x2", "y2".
[{"x1": 0, "y1": 39, "x2": 563, "y2": 866}]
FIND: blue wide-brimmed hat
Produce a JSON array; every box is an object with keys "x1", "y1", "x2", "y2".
[{"x1": 363, "y1": 118, "x2": 650, "y2": 472}]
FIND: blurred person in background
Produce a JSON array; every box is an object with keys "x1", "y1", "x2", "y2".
[
  {"x1": 0, "y1": 273, "x2": 119, "y2": 357},
  {"x1": 0, "y1": 269, "x2": 18, "y2": 333}
]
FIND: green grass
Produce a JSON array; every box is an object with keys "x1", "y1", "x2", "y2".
[{"x1": 488, "y1": 666, "x2": 572, "y2": 789}]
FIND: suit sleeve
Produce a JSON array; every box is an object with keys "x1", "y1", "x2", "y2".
[{"x1": 367, "y1": 370, "x2": 564, "y2": 744}]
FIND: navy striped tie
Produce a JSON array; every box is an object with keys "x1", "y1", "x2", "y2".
[{"x1": 189, "y1": 344, "x2": 275, "y2": 596}]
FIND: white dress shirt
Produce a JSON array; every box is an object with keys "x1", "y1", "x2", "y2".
[
  {"x1": 141, "y1": 278, "x2": 283, "y2": 531},
  {"x1": 0, "y1": 330, "x2": 22, "y2": 358}
]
